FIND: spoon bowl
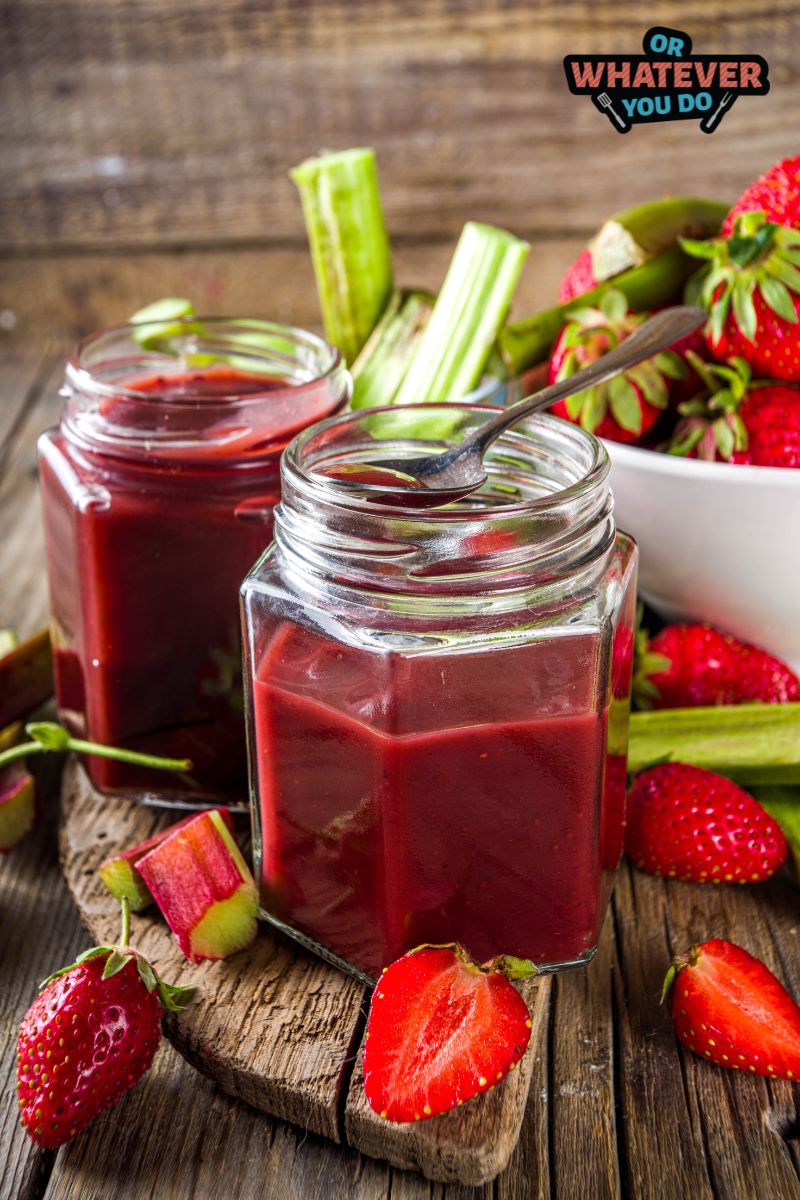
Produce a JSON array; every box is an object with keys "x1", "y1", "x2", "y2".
[{"x1": 325, "y1": 306, "x2": 707, "y2": 506}]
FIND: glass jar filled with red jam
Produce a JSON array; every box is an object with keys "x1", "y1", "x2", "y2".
[
  {"x1": 241, "y1": 404, "x2": 638, "y2": 983},
  {"x1": 39, "y1": 319, "x2": 350, "y2": 802}
]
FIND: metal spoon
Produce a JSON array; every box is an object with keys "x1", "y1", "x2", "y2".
[{"x1": 361, "y1": 305, "x2": 706, "y2": 504}]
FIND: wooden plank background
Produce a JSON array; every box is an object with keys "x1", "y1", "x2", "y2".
[{"x1": 1, "y1": 0, "x2": 799, "y2": 347}]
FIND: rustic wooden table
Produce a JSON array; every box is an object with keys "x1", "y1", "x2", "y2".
[{"x1": 2, "y1": 336, "x2": 800, "y2": 1200}]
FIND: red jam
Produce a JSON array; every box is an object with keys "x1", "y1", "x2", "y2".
[
  {"x1": 252, "y1": 621, "x2": 615, "y2": 979},
  {"x1": 39, "y1": 364, "x2": 344, "y2": 798}
]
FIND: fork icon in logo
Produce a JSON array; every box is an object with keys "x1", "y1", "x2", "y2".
[{"x1": 595, "y1": 92, "x2": 632, "y2": 133}]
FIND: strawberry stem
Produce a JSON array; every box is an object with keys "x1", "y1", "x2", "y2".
[{"x1": 119, "y1": 896, "x2": 130, "y2": 950}]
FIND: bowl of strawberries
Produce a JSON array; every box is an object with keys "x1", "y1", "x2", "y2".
[{"x1": 544, "y1": 156, "x2": 800, "y2": 670}]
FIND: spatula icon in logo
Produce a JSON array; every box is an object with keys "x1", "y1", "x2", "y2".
[{"x1": 595, "y1": 92, "x2": 631, "y2": 133}]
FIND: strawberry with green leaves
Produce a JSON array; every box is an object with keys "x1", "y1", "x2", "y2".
[
  {"x1": 548, "y1": 290, "x2": 688, "y2": 444},
  {"x1": 668, "y1": 353, "x2": 800, "y2": 466},
  {"x1": 663, "y1": 938, "x2": 800, "y2": 1080},
  {"x1": 625, "y1": 762, "x2": 788, "y2": 884},
  {"x1": 17, "y1": 899, "x2": 190, "y2": 1148},
  {"x1": 684, "y1": 210, "x2": 800, "y2": 381},
  {"x1": 363, "y1": 945, "x2": 534, "y2": 1122},
  {"x1": 638, "y1": 621, "x2": 800, "y2": 708},
  {"x1": 721, "y1": 155, "x2": 800, "y2": 237}
]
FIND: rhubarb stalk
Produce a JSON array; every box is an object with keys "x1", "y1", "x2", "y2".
[
  {"x1": 290, "y1": 148, "x2": 393, "y2": 365},
  {"x1": 500, "y1": 245, "x2": 701, "y2": 374},
  {"x1": 393, "y1": 222, "x2": 529, "y2": 408},
  {"x1": 350, "y1": 289, "x2": 434, "y2": 410},
  {"x1": 628, "y1": 704, "x2": 800, "y2": 786}
]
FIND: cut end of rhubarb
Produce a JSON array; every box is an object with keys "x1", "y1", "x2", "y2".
[
  {"x1": 98, "y1": 858, "x2": 153, "y2": 912},
  {"x1": 188, "y1": 880, "x2": 258, "y2": 961},
  {"x1": 97, "y1": 811, "x2": 206, "y2": 913},
  {"x1": 137, "y1": 807, "x2": 258, "y2": 963},
  {"x1": 0, "y1": 767, "x2": 35, "y2": 851}
]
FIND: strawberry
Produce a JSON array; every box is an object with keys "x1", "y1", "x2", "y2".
[
  {"x1": 668, "y1": 353, "x2": 800, "y2": 466},
  {"x1": 684, "y1": 211, "x2": 800, "y2": 381},
  {"x1": 558, "y1": 248, "x2": 597, "y2": 304},
  {"x1": 722, "y1": 155, "x2": 800, "y2": 237},
  {"x1": 640, "y1": 622, "x2": 799, "y2": 707},
  {"x1": 362, "y1": 945, "x2": 534, "y2": 1122},
  {"x1": 548, "y1": 289, "x2": 687, "y2": 444},
  {"x1": 625, "y1": 763, "x2": 788, "y2": 884},
  {"x1": 17, "y1": 900, "x2": 189, "y2": 1148},
  {"x1": 729, "y1": 384, "x2": 800, "y2": 467},
  {"x1": 663, "y1": 938, "x2": 800, "y2": 1080}
]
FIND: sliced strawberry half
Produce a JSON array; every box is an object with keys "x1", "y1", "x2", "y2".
[
  {"x1": 362, "y1": 945, "x2": 534, "y2": 1123},
  {"x1": 664, "y1": 938, "x2": 800, "y2": 1080}
]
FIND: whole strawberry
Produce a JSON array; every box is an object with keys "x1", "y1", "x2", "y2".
[
  {"x1": 363, "y1": 945, "x2": 533, "y2": 1122},
  {"x1": 17, "y1": 900, "x2": 189, "y2": 1148},
  {"x1": 668, "y1": 354, "x2": 800, "y2": 466},
  {"x1": 625, "y1": 763, "x2": 787, "y2": 884},
  {"x1": 684, "y1": 211, "x2": 800, "y2": 381},
  {"x1": 548, "y1": 289, "x2": 687, "y2": 444},
  {"x1": 663, "y1": 938, "x2": 800, "y2": 1079},
  {"x1": 722, "y1": 155, "x2": 800, "y2": 237},
  {"x1": 641, "y1": 622, "x2": 800, "y2": 708},
  {"x1": 730, "y1": 385, "x2": 800, "y2": 467}
]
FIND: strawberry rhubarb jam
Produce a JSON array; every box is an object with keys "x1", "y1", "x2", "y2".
[
  {"x1": 38, "y1": 320, "x2": 349, "y2": 800},
  {"x1": 242, "y1": 404, "x2": 637, "y2": 981}
]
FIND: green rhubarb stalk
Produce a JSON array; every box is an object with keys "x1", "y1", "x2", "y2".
[
  {"x1": 499, "y1": 244, "x2": 701, "y2": 375},
  {"x1": 628, "y1": 704, "x2": 800, "y2": 787},
  {"x1": 0, "y1": 722, "x2": 192, "y2": 774},
  {"x1": 350, "y1": 289, "x2": 434, "y2": 410},
  {"x1": 393, "y1": 221, "x2": 529, "y2": 408},
  {"x1": 752, "y1": 787, "x2": 800, "y2": 878},
  {"x1": 290, "y1": 148, "x2": 393, "y2": 365},
  {"x1": 130, "y1": 298, "x2": 196, "y2": 349},
  {"x1": 587, "y1": 196, "x2": 728, "y2": 282}
]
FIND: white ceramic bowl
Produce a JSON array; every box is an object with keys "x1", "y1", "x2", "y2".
[{"x1": 604, "y1": 441, "x2": 800, "y2": 670}]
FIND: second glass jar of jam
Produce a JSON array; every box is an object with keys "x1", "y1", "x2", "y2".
[
  {"x1": 38, "y1": 319, "x2": 350, "y2": 801},
  {"x1": 241, "y1": 403, "x2": 638, "y2": 983}
]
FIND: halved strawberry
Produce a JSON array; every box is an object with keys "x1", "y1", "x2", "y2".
[
  {"x1": 663, "y1": 938, "x2": 800, "y2": 1080},
  {"x1": 625, "y1": 763, "x2": 788, "y2": 884},
  {"x1": 362, "y1": 945, "x2": 533, "y2": 1123}
]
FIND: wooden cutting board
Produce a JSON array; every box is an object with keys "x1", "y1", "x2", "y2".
[{"x1": 58, "y1": 758, "x2": 550, "y2": 1187}]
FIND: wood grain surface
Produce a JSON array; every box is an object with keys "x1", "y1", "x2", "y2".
[
  {"x1": 57, "y1": 758, "x2": 548, "y2": 1186},
  {"x1": 1, "y1": 0, "x2": 798, "y2": 253},
  {"x1": 0, "y1": 238, "x2": 584, "y2": 349}
]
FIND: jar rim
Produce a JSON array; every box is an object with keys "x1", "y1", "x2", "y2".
[
  {"x1": 282, "y1": 402, "x2": 610, "y2": 518},
  {"x1": 65, "y1": 316, "x2": 344, "y2": 405}
]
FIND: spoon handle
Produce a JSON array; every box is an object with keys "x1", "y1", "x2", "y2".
[{"x1": 472, "y1": 306, "x2": 707, "y2": 454}]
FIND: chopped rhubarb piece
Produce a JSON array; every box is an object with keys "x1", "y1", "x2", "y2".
[
  {"x1": 0, "y1": 766, "x2": 35, "y2": 851},
  {"x1": 98, "y1": 811, "x2": 205, "y2": 912},
  {"x1": 0, "y1": 629, "x2": 54, "y2": 729},
  {"x1": 137, "y1": 809, "x2": 257, "y2": 962}
]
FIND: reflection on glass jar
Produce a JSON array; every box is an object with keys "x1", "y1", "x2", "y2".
[
  {"x1": 38, "y1": 319, "x2": 350, "y2": 801},
  {"x1": 241, "y1": 404, "x2": 638, "y2": 982}
]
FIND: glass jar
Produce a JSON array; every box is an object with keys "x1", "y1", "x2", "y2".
[
  {"x1": 241, "y1": 404, "x2": 638, "y2": 983},
  {"x1": 38, "y1": 319, "x2": 350, "y2": 802}
]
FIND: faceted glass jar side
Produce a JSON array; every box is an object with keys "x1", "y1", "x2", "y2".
[
  {"x1": 242, "y1": 406, "x2": 638, "y2": 983},
  {"x1": 38, "y1": 319, "x2": 349, "y2": 802}
]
